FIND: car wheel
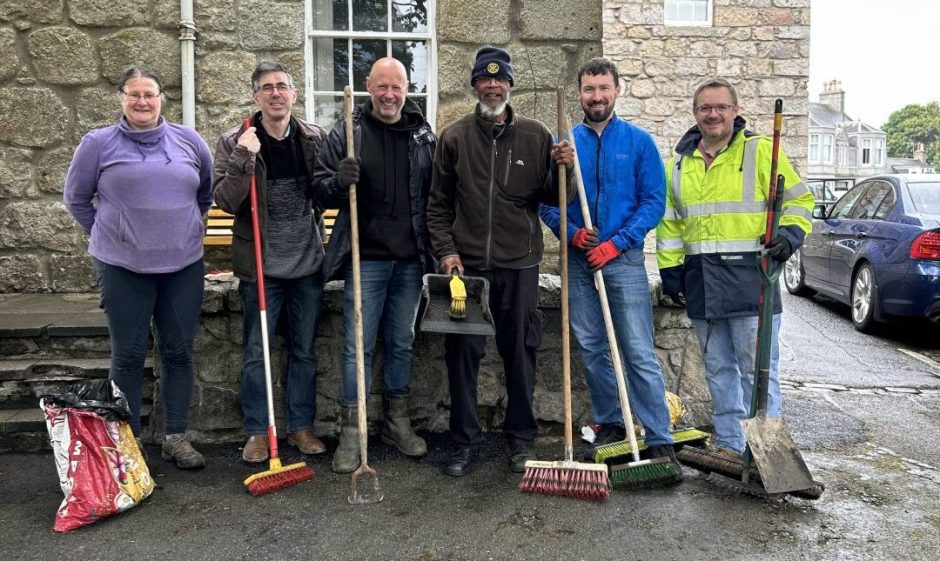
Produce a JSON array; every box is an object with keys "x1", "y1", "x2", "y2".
[
  {"x1": 851, "y1": 263, "x2": 879, "y2": 333},
  {"x1": 783, "y1": 249, "x2": 816, "y2": 296}
]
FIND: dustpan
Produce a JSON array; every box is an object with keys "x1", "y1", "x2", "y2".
[{"x1": 419, "y1": 273, "x2": 495, "y2": 336}]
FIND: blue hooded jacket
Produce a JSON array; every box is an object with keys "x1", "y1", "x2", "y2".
[{"x1": 540, "y1": 115, "x2": 665, "y2": 249}]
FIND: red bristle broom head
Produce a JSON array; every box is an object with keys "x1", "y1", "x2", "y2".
[
  {"x1": 519, "y1": 461, "x2": 610, "y2": 502},
  {"x1": 246, "y1": 465, "x2": 315, "y2": 497}
]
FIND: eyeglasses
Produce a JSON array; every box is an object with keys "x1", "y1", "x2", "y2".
[
  {"x1": 256, "y1": 83, "x2": 294, "y2": 95},
  {"x1": 475, "y1": 77, "x2": 510, "y2": 86},
  {"x1": 694, "y1": 104, "x2": 735, "y2": 115},
  {"x1": 121, "y1": 92, "x2": 161, "y2": 102}
]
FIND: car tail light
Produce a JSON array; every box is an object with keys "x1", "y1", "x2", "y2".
[{"x1": 910, "y1": 230, "x2": 940, "y2": 259}]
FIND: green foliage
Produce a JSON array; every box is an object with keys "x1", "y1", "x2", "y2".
[{"x1": 882, "y1": 102, "x2": 940, "y2": 167}]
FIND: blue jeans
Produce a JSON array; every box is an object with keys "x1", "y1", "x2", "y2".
[
  {"x1": 102, "y1": 260, "x2": 204, "y2": 436},
  {"x1": 568, "y1": 248, "x2": 673, "y2": 446},
  {"x1": 341, "y1": 259, "x2": 422, "y2": 405},
  {"x1": 690, "y1": 314, "x2": 782, "y2": 454},
  {"x1": 239, "y1": 273, "x2": 323, "y2": 435}
]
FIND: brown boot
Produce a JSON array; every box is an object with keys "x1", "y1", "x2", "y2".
[
  {"x1": 161, "y1": 434, "x2": 206, "y2": 470},
  {"x1": 242, "y1": 435, "x2": 269, "y2": 463},
  {"x1": 287, "y1": 429, "x2": 326, "y2": 455}
]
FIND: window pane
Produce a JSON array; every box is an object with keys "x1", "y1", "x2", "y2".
[
  {"x1": 353, "y1": 39, "x2": 387, "y2": 90},
  {"x1": 352, "y1": 0, "x2": 387, "y2": 32},
  {"x1": 392, "y1": 40, "x2": 428, "y2": 93},
  {"x1": 313, "y1": 38, "x2": 349, "y2": 91},
  {"x1": 410, "y1": 96, "x2": 427, "y2": 116},
  {"x1": 312, "y1": 0, "x2": 348, "y2": 31},
  {"x1": 314, "y1": 95, "x2": 345, "y2": 129},
  {"x1": 393, "y1": 0, "x2": 428, "y2": 33}
]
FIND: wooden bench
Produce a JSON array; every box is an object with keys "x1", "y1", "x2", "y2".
[{"x1": 205, "y1": 206, "x2": 339, "y2": 247}]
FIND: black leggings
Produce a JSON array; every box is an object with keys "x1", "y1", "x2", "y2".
[{"x1": 102, "y1": 260, "x2": 204, "y2": 436}]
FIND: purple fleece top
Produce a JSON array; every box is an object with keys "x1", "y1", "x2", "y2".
[{"x1": 64, "y1": 116, "x2": 214, "y2": 274}]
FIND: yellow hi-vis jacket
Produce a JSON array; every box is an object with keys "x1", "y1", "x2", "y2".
[{"x1": 656, "y1": 122, "x2": 814, "y2": 319}]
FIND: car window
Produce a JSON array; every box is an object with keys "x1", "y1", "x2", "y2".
[
  {"x1": 906, "y1": 181, "x2": 940, "y2": 216},
  {"x1": 849, "y1": 182, "x2": 890, "y2": 220},
  {"x1": 830, "y1": 184, "x2": 870, "y2": 219},
  {"x1": 873, "y1": 183, "x2": 897, "y2": 220}
]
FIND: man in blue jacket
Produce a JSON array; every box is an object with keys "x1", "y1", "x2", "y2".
[{"x1": 540, "y1": 58, "x2": 678, "y2": 472}]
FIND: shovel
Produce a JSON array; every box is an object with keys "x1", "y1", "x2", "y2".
[
  {"x1": 343, "y1": 86, "x2": 383, "y2": 505},
  {"x1": 740, "y1": 99, "x2": 816, "y2": 495},
  {"x1": 418, "y1": 273, "x2": 495, "y2": 336}
]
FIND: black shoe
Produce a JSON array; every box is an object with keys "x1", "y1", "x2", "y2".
[
  {"x1": 444, "y1": 447, "x2": 474, "y2": 477},
  {"x1": 643, "y1": 444, "x2": 684, "y2": 481},
  {"x1": 583, "y1": 423, "x2": 627, "y2": 460},
  {"x1": 508, "y1": 444, "x2": 534, "y2": 473}
]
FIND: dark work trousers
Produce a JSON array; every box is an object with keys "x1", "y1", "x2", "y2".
[
  {"x1": 445, "y1": 265, "x2": 542, "y2": 449},
  {"x1": 102, "y1": 259, "x2": 204, "y2": 436}
]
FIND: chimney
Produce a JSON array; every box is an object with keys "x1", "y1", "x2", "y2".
[
  {"x1": 819, "y1": 80, "x2": 845, "y2": 117},
  {"x1": 914, "y1": 142, "x2": 927, "y2": 163}
]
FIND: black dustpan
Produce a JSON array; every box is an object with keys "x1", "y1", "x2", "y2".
[{"x1": 419, "y1": 274, "x2": 495, "y2": 336}]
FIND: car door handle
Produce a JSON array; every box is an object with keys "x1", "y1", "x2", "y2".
[{"x1": 854, "y1": 232, "x2": 868, "y2": 239}]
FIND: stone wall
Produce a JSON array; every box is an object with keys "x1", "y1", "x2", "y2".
[
  {"x1": 145, "y1": 275, "x2": 709, "y2": 443},
  {"x1": 603, "y1": 0, "x2": 810, "y2": 166}
]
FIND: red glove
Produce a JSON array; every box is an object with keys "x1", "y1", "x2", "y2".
[
  {"x1": 571, "y1": 227, "x2": 599, "y2": 250},
  {"x1": 586, "y1": 240, "x2": 620, "y2": 271}
]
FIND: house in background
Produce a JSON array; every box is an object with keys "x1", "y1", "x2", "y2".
[
  {"x1": 888, "y1": 142, "x2": 936, "y2": 174},
  {"x1": 808, "y1": 80, "x2": 888, "y2": 195}
]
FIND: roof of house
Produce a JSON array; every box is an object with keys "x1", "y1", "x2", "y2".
[
  {"x1": 888, "y1": 157, "x2": 930, "y2": 168},
  {"x1": 809, "y1": 102, "x2": 884, "y2": 134}
]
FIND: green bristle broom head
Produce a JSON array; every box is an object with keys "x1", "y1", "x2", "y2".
[
  {"x1": 609, "y1": 458, "x2": 682, "y2": 489},
  {"x1": 593, "y1": 427, "x2": 711, "y2": 464}
]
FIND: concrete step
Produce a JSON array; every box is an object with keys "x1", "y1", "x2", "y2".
[
  {"x1": 0, "y1": 404, "x2": 152, "y2": 453},
  {"x1": 0, "y1": 357, "x2": 154, "y2": 408}
]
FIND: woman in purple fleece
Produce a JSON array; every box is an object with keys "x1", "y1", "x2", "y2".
[{"x1": 63, "y1": 66, "x2": 213, "y2": 469}]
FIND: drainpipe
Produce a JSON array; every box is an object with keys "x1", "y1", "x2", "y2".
[{"x1": 179, "y1": 1, "x2": 196, "y2": 128}]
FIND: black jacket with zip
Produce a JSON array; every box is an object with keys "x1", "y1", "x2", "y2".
[
  {"x1": 313, "y1": 98, "x2": 437, "y2": 281},
  {"x1": 427, "y1": 104, "x2": 573, "y2": 270}
]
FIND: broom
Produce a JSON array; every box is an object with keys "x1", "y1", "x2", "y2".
[
  {"x1": 519, "y1": 88, "x2": 610, "y2": 502},
  {"x1": 241, "y1": 116, "x2": 315, "y2": 496},
  {"x1": 565, "y1": 117, "x2": 681, "y2": 488}
]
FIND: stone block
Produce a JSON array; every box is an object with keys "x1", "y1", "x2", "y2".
[
  {"x1": 753, "y1": 26, "x2": 775, "y2": 41},
  {"x1": 98, "y1": 28, "x2": 181, "y2": 87},
  {"x1": 187, "y1": 384, "x2": 243, "y2": 431},
  {"x1": 505, "y1": 43, "x2": 568, "y2": 91},
  {"x1": 714, "y1": 7, "x2": 759, "y2": 27},
  {"x1": 613, "y1": 58, "x2": 643, "y2": 78},
  {"x1": 643, "y1": 57, "x2": 673, "y2": 77},
  {"x1": 37, "y1": 147, "x2": 74, "y2": 195},
  {"x1": 437, "y1": 0, "x2": 510, "y2": 44},
  {"x1": 48, "y1": 251, "x2": 96, "y2": 292},
  {"x1": 675, "y1": 57, "x2": 709, "y2": 76},
  {"x1": 0, "y1": 255, "x2": 46, "y2": 292},
  {"x1": 615, "y1": 2, "x2": 663, "y2": 26},
  {"x1": 76, "y1": 86, "x2": 122, "y2": 138},
  {"x1": 519, "y1": 0, "x2": 601, "y2": 40},
  {"x1": 237, "y1": 2, "x2": 303, "y2": 50},
  {"x1": 758, "y1": 77, "x2": 796, "y2": 97},
  {"x1": 773, "y1": 0, "x2": 809, "y2": 7},
  {"x1": 0, "y1": 28, "x2": 16, "y2": 82},
  {"x1": 0, "y1": 0, "x2": 61, "y2": 24},
  {"x1": 776, "y1": 25, "x2": 809, "y2": 40},
  {"x1": 630, "y1": 78, "x2": 656, "y2": 99},
  {"x1": 0, "y1": 201, "x2": 82, "y2": 250},
  {"x1": 773, "y1": 58, "x2": 807, "y2": 77},
  {"x1": 435, "y1": 98, "x2": 477, "y2": 131},
  {"x1": 0, "y1": 147, "x2": 31, "y2": 199},
  {"x1": 196, "y1": 51, "x2": 255, "y2": 105},
  {"x1": 69, "y1": 0, "x2": 148, "y2": 27},
  {"x1": 199, "y1": 104, "x2": 254, "y2": 148},
  {"x1": 689, "y1": 40, "x2": 724, "y2": 58},
  {"x1": 758, "y1": 41, "x2": 799, "y2": 60},
  {"x1": 764, "y1": 7, "x2": 797, "y2": 25},
  {"x1": 644, "y1": 97, "x2": 676, "y2": 117},
  {"x1": 437, "y1": 43, "x2": 475, "y2": 96},
  {"x1": 745, "y1": 58, "x2": 773, "y2": 77},
  {"x1": 0, "y1": 87, "x2": 70, "y2": 147},
  {"x1": 198, "y1": 32, "x2": 238, "y2": 52},
  {"x1": 625, "y1": 26, "x2": 651, "y2": 40},
  {"x1": 726, "y1": 28, "x2": 751, "y2": 41},
  {"x1": 724, "y1": 40, "x2": 758, "y2": 58},
  {"x1": 717, "y1": 57, "x2": 743, "y2": 77},
  {"x1": 28, "y1": 27, "x2": 98, "y2": 85}
]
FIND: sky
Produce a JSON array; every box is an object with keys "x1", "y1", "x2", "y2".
[{"x1": 809, "y1": 0, "x2": 940, "y2": 128}]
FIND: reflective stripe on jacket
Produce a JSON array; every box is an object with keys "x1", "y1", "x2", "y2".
[{"x1": 655, "y1": 118, "x2": 813, "y2": 318}]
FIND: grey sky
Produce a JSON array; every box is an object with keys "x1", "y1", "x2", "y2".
[{"x1": 809, "y1": 0, "x2": 940, "y2": 128}]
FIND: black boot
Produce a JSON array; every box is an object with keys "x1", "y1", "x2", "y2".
[
  {"x1": 381, "y1": 394, "x2": 427, "y2": 457},
  {"x1": 331, "y1": 405, "x2": 360, "y2": 474}
]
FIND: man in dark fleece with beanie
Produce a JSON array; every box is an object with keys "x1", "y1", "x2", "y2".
[
  {"x1": 314, "y1": 57, "x2": 437, "y2": 474},
  {"x1": 427, "y1": 45, "x2": 575, "y2": 477}
]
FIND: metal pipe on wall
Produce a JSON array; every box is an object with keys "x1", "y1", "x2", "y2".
[{"x1": 179, "y1": 0, "x2": 196, "y2": 128}]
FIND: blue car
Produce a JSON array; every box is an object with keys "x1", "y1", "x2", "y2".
[{"x1": 784, "y1": 174, "x2": 940, "y2": 332}]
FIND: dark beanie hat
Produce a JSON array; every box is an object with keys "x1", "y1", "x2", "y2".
[{"x1": 470, "y1": 46, "x2": 514, "y2": 87}]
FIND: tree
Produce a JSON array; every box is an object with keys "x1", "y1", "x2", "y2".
[{"x1": 882, "y1": 102, "x2": 940, "y2": 168}]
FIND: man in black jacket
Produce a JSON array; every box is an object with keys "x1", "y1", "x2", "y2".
[
  {"x1": 314, "y1": 57, "x2": 437, "y2": 474},
  {"x1": 427, "y1": 46, "x2": 574, "y2": 477}
]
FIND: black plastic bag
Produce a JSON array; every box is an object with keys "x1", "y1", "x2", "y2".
[{"x1": 40, "y1": 379, "x2": 131, "y2": 421}]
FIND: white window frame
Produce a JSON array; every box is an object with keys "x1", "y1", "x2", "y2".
[
  {"x1": 664, "y1": 0, "x2": 713, "y2": 27},
  {"x1": 809, "y1": 134, "x2": 820, "y2": 163},
  {"x1": 874, "y1": 139, "x2": 884, "y2": 166},
  {"x1": 822, "y1": 134, "x2": 833, "y2": 163},
  {"x1": 838, "y1": 145, "x2": 847, "y2": 166},
  {"x1": 862, "y1": 138, "x2": 872, "y2": 165},
  {"x1": 303, "y1": 1, "x2": 438, "y2": 130}
]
